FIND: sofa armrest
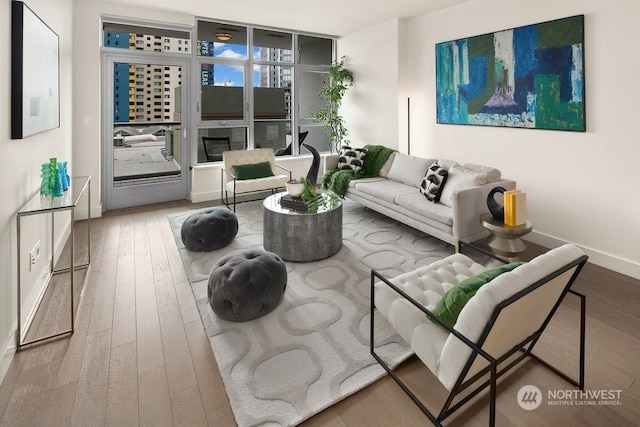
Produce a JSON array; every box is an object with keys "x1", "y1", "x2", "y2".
[
  {"x1": 323, "y1": 154, "x2": 339, "y2": 172},
  {"x1": 451, "y1": 179, "x2": 517, "y2": 242}
]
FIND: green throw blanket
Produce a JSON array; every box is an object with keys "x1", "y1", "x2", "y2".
[{"x1": 322, "y1": 145, "x2": 396, "y2": 197}]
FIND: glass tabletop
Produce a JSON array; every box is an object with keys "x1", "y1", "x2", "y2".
[
  {"x1": 18, "y1": 176, "x2": 90, "y2": 216},
  {"x1": 263, "y1": 191, "x2": 342, "y2": 215}
]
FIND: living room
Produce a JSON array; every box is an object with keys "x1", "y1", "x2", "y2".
[{"x1": 1, "y1": 0, "x2": 639, "y2": 424}]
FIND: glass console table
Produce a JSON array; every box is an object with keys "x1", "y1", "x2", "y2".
[{"x1": 16, "y1": 176, "x2": 91, "y2": 348}]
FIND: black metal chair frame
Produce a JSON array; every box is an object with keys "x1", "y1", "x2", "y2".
[
  {"x1": 202, "y1": 136, "x2": 231, "y2": 162},
  {"x1": 370, "y1": 254, "x2": 588, "y2": 426},
  {"x1": 221, "y1": 164, "x2": 291, "y2": 211}
]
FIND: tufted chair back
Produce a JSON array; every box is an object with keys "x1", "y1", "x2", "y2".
[{"x1": 223, "y1": 148, "x2": 277, "y2": 184}]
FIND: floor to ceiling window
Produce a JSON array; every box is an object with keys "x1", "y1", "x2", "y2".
[
  {"x1": 195, "y1": 19, "x2": 335, "y2": 163},
  {"x1": 102, "y1": 18, "x2": 336, "y2": 210}
]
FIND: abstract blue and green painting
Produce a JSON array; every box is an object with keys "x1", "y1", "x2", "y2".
[{"x1": 436, "y1": 15, "x2": 585, "y2": 131}]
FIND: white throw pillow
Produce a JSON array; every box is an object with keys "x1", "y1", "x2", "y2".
[
  {"x1": 387, "y1": 153, "x2": 434, "y2": 187},
  {"x1": 463, "y1": 163, "x2": 502, "y2": 183},
  {"x1": 378, "y1": 152, "x2": 397, "y2": 178},
  {"x1": 439, "y1": 164, "x2": 487, "y2": 207}
]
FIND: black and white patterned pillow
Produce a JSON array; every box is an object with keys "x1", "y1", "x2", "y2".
[
  {"x1": 337, "y1": 146, "x2": 367, "y2": 172},
  {"x1": 420, "y1": 162, "x2": 448, "y2": 202}
]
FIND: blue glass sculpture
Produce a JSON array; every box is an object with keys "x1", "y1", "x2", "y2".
[
  {"x1": 50, "y1": 158, "x2": 64, "y2": 197},
  {"x1": 40, "y1": 163, "x2": 52, "y2": 196}
]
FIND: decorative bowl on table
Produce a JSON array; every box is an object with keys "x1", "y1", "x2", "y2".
[{"x1": 286, "y1": 181, "x2": 304, "y2": 197}]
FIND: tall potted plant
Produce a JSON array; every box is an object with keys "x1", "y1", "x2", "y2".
[{"x1": 313, "y1": 56, "x2": 354, "y2": 153}]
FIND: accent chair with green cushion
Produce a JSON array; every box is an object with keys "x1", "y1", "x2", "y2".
[
  {"x1": 371, "y1": 244, "x2": 589, "y2": 426},
  {"x1": 221, "y1": 148, "x2": 291, "y2": 211}
]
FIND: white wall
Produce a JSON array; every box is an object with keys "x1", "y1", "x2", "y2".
[
  {"x1": 339, "y1": 19, "x2": 402, "y2": 151},
  {"x1": 340, "y1": 0, "x2": 640, "y2": 279},
  {"x1": 0, "y1": 0, "x2": 74, "y2": 380}
]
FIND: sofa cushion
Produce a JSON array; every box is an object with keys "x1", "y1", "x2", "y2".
[
  {"x1": 439, "y1": 164, "x2": 488, "y2": 208},
  {"x1": 431, "y1": 262, "x2": 525, "y2": 327},
  {"x1": 387, "y1": 153, "x2": 435, "y2": 187},
  {"x1": 437, "y1": 159, "x2": 459, "y2": 171},
  {"x1": 352, "y1": 180, "x2": 416, "y2": 204},
  {"x1": 420, "y1": 162, "x2": 448, "y2": 202},
  {"x1": 378, "y1": 152, "x2": 397, "y2": 178},
  {"x1": 338, "y1": 146, "x2": 367, "y2": 171},
  {"x1": 463, "y1": 163, "x2": 502, "y2": 183},
  {"x1": 395, "y1": 193, "x2": 453, "y2": 226},
  {"x1": 349, "y1": 177, "x2": 386, "y2": 188}
]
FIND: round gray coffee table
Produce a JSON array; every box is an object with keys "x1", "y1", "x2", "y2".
[
  {"x1": 480, "y1": 212, "x2": 533, "y2": 259},
  {"x1": 263, "y1": 192, "x2": 342, "y2": 262}
]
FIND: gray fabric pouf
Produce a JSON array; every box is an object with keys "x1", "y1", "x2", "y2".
[
  {"x1": 208, "y1": 249, "x2": 287, "y2": 322},
  {"x1": 181, "y1": 208, "x2": 238, "y2": 252}
]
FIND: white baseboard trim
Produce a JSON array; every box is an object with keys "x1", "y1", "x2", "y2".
[
  {"x1": 73, "y1": 202, "x2": 102, "y2": 220},
  {"x1": 0, "y1": 334, "x2": 16, "y2": 386},
  {"x1": 20, "y1": 268, "x2": 52, "y2": 343},
  {"x1": 527, "y1": 231, "x2": 640, "y2": 281},
  {"x1": 190, "y1": 190, "x2": 221, "y2": 204}
]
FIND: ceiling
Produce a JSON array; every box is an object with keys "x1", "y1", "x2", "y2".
[{"x1": 102, "y1": 0, "x2": 474, "y2": 36}]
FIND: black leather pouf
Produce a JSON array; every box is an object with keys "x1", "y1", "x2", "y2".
[
  {"x1": 208, "y1": 249, "x2": 287, "y2": 322},
  {"x1": 181, "y1": 208, "x2": 238, "y2": 252}
]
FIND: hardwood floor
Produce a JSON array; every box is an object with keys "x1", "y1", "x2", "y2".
[{"x1": 1, "y1": 199, "x2": 639, "y2": 426}]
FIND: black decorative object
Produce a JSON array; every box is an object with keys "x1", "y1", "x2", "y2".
[
  {"x1": 280, "y1": 194, "x2": 308, "y2": 212},
  {"x1": 208, "y1": 249, "x2": 287, "y2": 322},
  {"x1": 487, "y1": 186, "x2": 506, "y2": 221},
  {"x1": 181, "y1": 208, "x2": 238, "y2": 252},
  {"x1": 302, "y1": 142, "x2": 320, "y2": 187}
]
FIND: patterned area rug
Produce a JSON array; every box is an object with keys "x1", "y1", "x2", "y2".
[{"x1": 167, "y1": 199, "x2": 453, "y2": 426}]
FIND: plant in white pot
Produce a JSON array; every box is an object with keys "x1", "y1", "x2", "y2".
[{"x1": 312, "y1": 56, "x2": 354, "y2": 153}]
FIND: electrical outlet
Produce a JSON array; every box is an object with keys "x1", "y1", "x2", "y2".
[{"x1": 29, "y1": 241, "x2": 40, "y2": 272}]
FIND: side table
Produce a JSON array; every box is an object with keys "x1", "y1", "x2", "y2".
[
  {"x1": 479, "y1": 212, "x2": 532, "y2": 260},
  {"x1": 16, "y1": 176, "x2": 91, "y2": 348}
]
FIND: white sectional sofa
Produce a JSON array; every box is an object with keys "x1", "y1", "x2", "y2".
[{"x1": 324, "y1": 152, "x2": 516, "y2": 247}]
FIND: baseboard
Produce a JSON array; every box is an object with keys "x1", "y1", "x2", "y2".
[
  {"x1": 20, "y1": 268, "x2": 53, "y2": 343},
  {"x1": 73, "y1": 201, "x2": 101, "y2": 220},
  {"x1": 190, "y1": 189, "x2": 221, "y2": 204},
  {"x1": 0, "y1": 265, "x2": 53, "y2": 386},
  {"x1": 527, "y1": 231, "x2": 640, "y2": 281},
  {"x1": 0, "y1": 334, "x2": 17, "y2": 386}
]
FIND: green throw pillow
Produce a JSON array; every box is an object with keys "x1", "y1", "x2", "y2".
[
  {"x1": 233, "y1": 161, "x2": 274, "y2": 180},
  {"x1": 431, "y1": 262, "x2": 525, "y2": 328}
]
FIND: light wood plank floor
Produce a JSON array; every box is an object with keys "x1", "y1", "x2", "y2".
[{"x1": 1, "y1": 199, "x2": 639, "y2": 426}]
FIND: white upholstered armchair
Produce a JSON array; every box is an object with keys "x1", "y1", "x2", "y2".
[
  {"x1": 370, "y1": 244, "x2": 588, "y2": 426},
  {"x1": 221, "y1": 148, "x2": 291, "y2": 211}
]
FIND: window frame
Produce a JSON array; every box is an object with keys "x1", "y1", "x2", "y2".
[
  {"x1": 194, "y1": 18, "x2": 336, "y2": 163},
  {"x1": 103, "y1": 16, "x2": 337, "y2": 167}
]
